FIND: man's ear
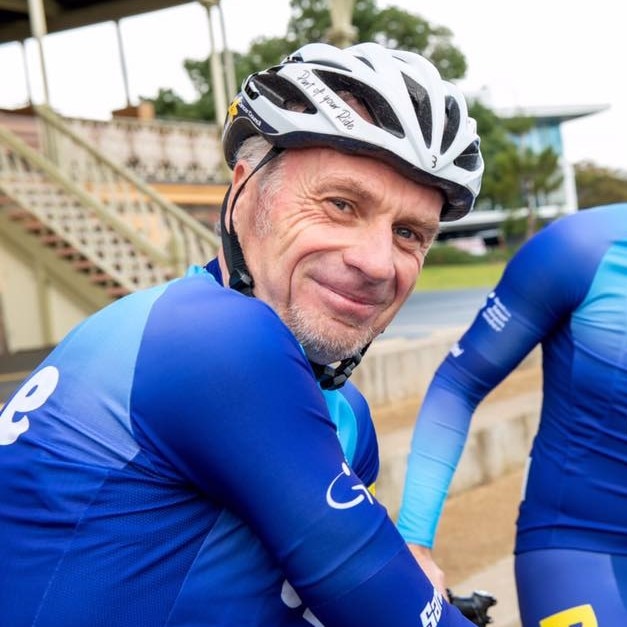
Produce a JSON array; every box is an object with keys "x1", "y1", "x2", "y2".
[
  {"x1": 225, "y1": 160, "x2": 253, "y2": 228},
  {"x1": 231, "y1": 160, "x2": 252, "y2": 196}
]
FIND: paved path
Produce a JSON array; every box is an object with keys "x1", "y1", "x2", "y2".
[
  {"x1": 456, "y1": 555, "x2": 520, "y2": 627},
  {"x1": 385, "y1": 288, "x2": 489, "y2": 339}
]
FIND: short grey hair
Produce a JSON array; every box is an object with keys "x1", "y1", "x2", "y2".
[
  {"x1": 233, "y1": 136, "x2": 286, "y2": 195},
  {"x1": 230, "y1": 136, "x2": 287, "y2": 236}
]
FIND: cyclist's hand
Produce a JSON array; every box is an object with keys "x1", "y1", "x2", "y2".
[{"x1": 407, "y1": 543, "x2": 448, "y2": 599}]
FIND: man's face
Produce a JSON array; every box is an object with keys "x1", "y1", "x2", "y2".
[{"x1": 227, "y1": 147, "x2": 443, "y2": 364}]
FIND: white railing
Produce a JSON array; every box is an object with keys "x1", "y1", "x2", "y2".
[
  {"x1": 0, "y1": 124, "x2": 180, "y2": 292},
  {"x1": 0, "y1": 108, "x2": 222, "y2": 295},
  {"x1": 36, "y1": 105, "x2": 220, "y2": 272},
  {"x1": 63, "y1": 113, "x2": 228, "y2": 184}
]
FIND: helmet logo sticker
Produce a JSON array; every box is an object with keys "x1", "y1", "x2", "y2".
[
  {"x1": 227, "y1": 97, "x2": 241, "y2": 122},
  {"x1": 296, "y1": 69, "x2": 356, "y2": 131},
  {"x1": 237, "y1": 98, "x2": 263, "y2": 129}
]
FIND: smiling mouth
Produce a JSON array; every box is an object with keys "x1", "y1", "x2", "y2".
[{"x1": 315, "y1": 281, "x2": 385, "y2": 323}]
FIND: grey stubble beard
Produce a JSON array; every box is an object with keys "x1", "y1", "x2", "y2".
[{"x1": 283, "y1": 301, "x2": 375, "y2": 365}]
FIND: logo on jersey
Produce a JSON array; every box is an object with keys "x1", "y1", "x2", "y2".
[
  {"x1": 0, "y1": 365, "x2": 59, "y2": 445},
  {"x1": 540, "y1": 604, "x2": 597, "y2": 627},
  {"x1": 481, "y1": 291, "x2": 511, "y2": 332},
  {"x1": 420, "y1": 587, "x2": 443, "y2": 627},
  {"x1": 281, "y1": 580, "x2": 324, "y2": 626},
  {"x1": 326, "y1": 461, "x2": 374, "y2": 510}
]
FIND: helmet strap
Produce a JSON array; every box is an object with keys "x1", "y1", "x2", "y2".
[
  {"x1": 220, "y1": 147, "x2": 283, "y2": 296},
  {"x1": 310, "y1": 342, "x2": 372, "y2": 391}
]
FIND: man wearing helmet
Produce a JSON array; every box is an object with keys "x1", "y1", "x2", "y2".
[{"x1": 0, "y1": 43, "x2": 482, "y2": 626}]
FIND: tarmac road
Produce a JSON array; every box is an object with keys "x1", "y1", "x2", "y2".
[{"x1": 384, "y1": 287, "x2": 490, "y2": 339}]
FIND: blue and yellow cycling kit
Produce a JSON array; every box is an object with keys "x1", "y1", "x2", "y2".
[
  {"x1": 398, "y1": 204, "x2": 627, "y2": 625},
  {"x1": 0, "y1": 258, "x2": 471, "y2": 626}
]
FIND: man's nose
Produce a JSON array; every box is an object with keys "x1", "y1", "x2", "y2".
[{"x1": 343, "y1": 222, "x2": 395, "y2": 282}]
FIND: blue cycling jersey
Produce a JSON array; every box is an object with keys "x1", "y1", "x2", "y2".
[
  {"x1": 0, "y1": 259, "x2": 471, "y2": 626},
  {"x1": 398, "y1": 204, "x2": 627, "y2": 555}
]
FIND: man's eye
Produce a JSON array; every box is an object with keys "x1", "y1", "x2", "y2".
[
  {"x1": 329, "y1": 198, "x2": 351, "y2": 212},
  {"x1": 394, "y1": 226, "x2": 419, "y2": 241}
]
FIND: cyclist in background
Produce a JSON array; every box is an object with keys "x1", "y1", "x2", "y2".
[
  {"x1": 0, "y1": 43, "x2": 483, "y2": 626},
  {"x1": 398, "y1": 204, "x2": 627, "y2": 626}
]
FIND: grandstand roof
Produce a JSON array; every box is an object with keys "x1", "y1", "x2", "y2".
[
  {"x1": 0, "y1": 0, "x2": 190, "y2": 44},
  {"x1": 496, "y1": 103, "x2": 610, "y2": 125}
]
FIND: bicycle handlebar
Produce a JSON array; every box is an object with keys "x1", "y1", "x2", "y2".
[{"x1": 447, "y1": 589, "x2": 497, "y2": 626}]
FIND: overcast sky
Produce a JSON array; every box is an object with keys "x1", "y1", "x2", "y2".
[{"x1": 1, "y1": 0, "x2": 625, "y2": 172}]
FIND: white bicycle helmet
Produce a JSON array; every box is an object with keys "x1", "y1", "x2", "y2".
[{"x1": 222, "y1": 42, "x2": 483, "y2": 221}]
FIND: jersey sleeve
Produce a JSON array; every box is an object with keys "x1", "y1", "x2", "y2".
[
  {"x1": 397, "y1": 218, "x2": 597, "y2": 547},
  {"x1": 334, "y1": 381, "x2": 380, "y2": 489},
  {"x1": 129, "y1": 276, "x2": 474, "y2": 626}
]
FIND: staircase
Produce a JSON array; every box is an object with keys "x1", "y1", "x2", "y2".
[{"x1": 0, "y1": 106, "x2": 221, "y2": 352}]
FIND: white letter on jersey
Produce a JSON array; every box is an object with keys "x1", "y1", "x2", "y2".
[
  {"x1": 420, "y1": 587, "x2": 443, "y2": 627},
  {"x1": 281, "y1": 580, "x2": 324, "y2": 626},
  {"x1": 0, "y1": 366, "x2": 59, "y2": 445}
]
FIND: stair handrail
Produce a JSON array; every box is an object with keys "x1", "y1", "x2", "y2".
[
  {"x1": 0, "y1": 123, "x2": 171, "y2": 268},
  {"x1": 35, "y1": 104, "x2": 221, "y2": 270}
]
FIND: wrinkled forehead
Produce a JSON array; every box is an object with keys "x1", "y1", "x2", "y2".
[{"x1": 279, "y1": 146, "x2": 443, "y2": 220}]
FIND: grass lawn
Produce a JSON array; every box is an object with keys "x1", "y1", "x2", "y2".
[{"x1": 416, "y1": 262, "x2": 506, "y2": 291}]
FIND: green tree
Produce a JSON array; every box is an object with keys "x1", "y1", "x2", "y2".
[
  {"x1": 469, "y1": 101, "x2": 520, "y2": 210},
  {"x1": 516, "y1": 146, "x2": 563, "y2": 237},
  {"x1": 286, "y1": 0, "x2": 466, "y2": 79},
  {"x1": 575, "y1": 161, "x2": 627, "y2": 208},
  {"x1": 151, "y1": 0, "x2": 468, "y2": 121},
  {"x1": 466, "y1": 107, "x2": 564, "y2": 238}
]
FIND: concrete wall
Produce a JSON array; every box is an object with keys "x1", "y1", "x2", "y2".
[{"x1": 352, "y1": 328, "x2": 467, "y2": 407}]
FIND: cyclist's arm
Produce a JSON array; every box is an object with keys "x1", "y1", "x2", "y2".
[
  {"x1": 397, "y1": 221, "x2": 593, "y2": 550},
  {"x1": 132, "y1": 282, "x2": 473, "y2": 626}
]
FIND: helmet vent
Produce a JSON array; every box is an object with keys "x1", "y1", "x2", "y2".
[
  {"x1": 401, "y1": 73, "x2": 433, "y2": 148},
  {"x1": 251, "y1": 72, "x2": 316, "y2": 113},
  {"x1": 441, "y1": 95, "x2": 461, "y2": 154},
  {"x1": 306, "y1": 58, "x2": 354, "y2": 72},
  {"x1": 314, "y1": 70, "x2": 404, "y2": 138},
  {"x1": 454, "y1": 139, "x2": 483, "y2": 171},
  {"x1": 353, "y1": 55, "x2": 375, "y2": 70}
]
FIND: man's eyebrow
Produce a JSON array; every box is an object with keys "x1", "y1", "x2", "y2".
[
  {"x1": 413, "y1": 221, "x2": 441, "y2": 242},
  {"x1": 314, "y1": 175, "x2": 377, "y2": 202}
]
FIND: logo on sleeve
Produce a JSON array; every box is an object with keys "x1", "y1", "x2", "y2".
[
  {"x1": 0, "y1": 366, "x2": 59, "y2": 445},
  {"x1": 326, "y1": 461, "x2": 374, "y2": 510},
  {"x1": 481, "y1": 291, "x2": 511, "y2": 332}
]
